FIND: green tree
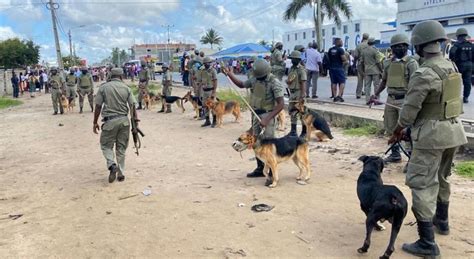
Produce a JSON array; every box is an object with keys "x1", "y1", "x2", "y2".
[
  {"x1": 119, "y1": 49, "x2": 129, "y2": 64},
  {"x1": 283, "y1": 0, "x2": 352, "y2": 50},
  {"x1": 200, "y1": 28, "x2": 223, "y2": 49},
  {"x1": 62, "y1": 55, "x2": 82, "y2": 68}
]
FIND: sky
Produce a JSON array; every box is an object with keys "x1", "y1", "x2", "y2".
[{"x1": 0, "y1": 0, "x2": 397, "y2": 64}]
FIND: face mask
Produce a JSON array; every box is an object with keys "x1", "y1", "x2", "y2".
[
  {"x1": 415, "y1": 46, "x2": 424, "y2": 57},
  {"x1": 51, "y1": 71, "x2": 57, "y2": 75},
  {"x1": 291, "y1": 59, "x2": 300, "y2": 66},
  {"x1": 392, "y1": 46, "x2": 407, "y2": 59},
  {"x1": 204, "y1": 64, "x2": 210, "y2": 69},
  {"x1": 82, "y1": 70, "x2": 87, "y2": 75}
]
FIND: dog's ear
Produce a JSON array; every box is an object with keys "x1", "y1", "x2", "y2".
[{"x1": 358, "y1": 155, "x2": 368, "y2": 163}]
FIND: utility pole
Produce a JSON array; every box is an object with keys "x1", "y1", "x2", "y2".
[
  {"x1": 162, "y1": 24, "x2": 174, "y2": 63},
  {"x1": 272, "y1": 29, "x2": 275, "y2": 46},
  {"x1": 47, "y1": 0, "x2": 63, "y2": 69},
  {"x1": 68, "y1": 29, "x2": 73, "y2": 66}
]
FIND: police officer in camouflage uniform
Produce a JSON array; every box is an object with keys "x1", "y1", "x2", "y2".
[
  {"x1": 158, "y1": 63, "x2": 173, "y2": 113},
  {"x1": 65, "y1": 68, "x2": 77, "y2": 107},
  {"x1": 223, "y1": 59, "x2": 285, "y2": 185},
  {"x1": 286, "y1": 50, "x2": 307, "y2": 137},
  {"x1": 449, "y1": 27, "x2": 473, "y2": 103},
  {"x1": 77, "y1": 66, "x2": 94, "y2": 113},
  {"x1": 149, "y1": 62, "x2": 156, "y2": 81},
  {"x1": 371, "y1": 34, "x2": 419, "y2": 164},
  {"x1": 93, "y1": 68, "x2": 138, "y2": 183},
  {"x1": 389, "y1": 20, "x2": 467, "y2": 257},
  {"x1": 361, "y1": 38, "x2": 383, "y2": 104},
  {"x1": 354, "y1": 33, "x2": 369, "y2": 98},
  {"x1": 199, "y1": 56, "x2": 218, "y2": 127},
  {"x1": 270, "y1": 42, "x2": 285, "y2": 81},
  {"x1": 137, "y1": 61, "x2": 150, "y2": 110},
  {"x1": 49, "y1": 67, "x2": 66, "y2": 115}
]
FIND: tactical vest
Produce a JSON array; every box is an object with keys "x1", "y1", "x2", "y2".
[
  {"x1": 456, "y1": 42, "x2": 472, "y2": 63},
  {"x1": 200, "y1": 69, "x2": 214, "y2": 89},
  {"x1": 250, "y1": 75, "x2": 276, "y2": 111},
  {"x1": 49, "y1": 75, "x2": 61, "y2": 89},
  {"x1": 162, "y1": 71, "x2": 171, "y2": 86},
  {"x1": 79, "y1": 74, "x2": 92, "y2": 88},
  {"x1": 418, "y1": 64, "x2": 463, "y2": 120},
  {"x1": 288, "y1": 66, "x2": 301, "y2": 90},
  {"x1": 138, "y1": 69, "x2": 148, "y2": 80},
  {"x1": 271, "y1": 50, "x2": 285, "y2": 67},
  {"x1": 386, "y1": 62, "x2": 408, "y2": 90},
  {"x1": 66, "y1": 74, "x2": 76, "y2": 87}
]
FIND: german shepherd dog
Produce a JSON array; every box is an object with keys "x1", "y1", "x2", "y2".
[
  {"x1": 156, "y1": 95, "x2": 185, "y2": 113},
  {"x1": 232, "y1": 132, "x2": 311, "y2": 188},
  {"x1": 60, "y1": 94, "x2": 69, "y2": 113},
  {"x1": 183, "y1": 91, "x2": 202, "y2": 119},
  {"x1": 204, "y1": 98, "x2": 241, "y2": 128},
  {"x1": 143, "y1": 94, "x2": 151, "y2": 110},
  {"x1": 276, "y1": 110, "x2": 287, "y2": 131},
  {"x1": 357, "y1": 155, "x2": 408, "y2": 259},
  {"x1": 294, "y1": 100, "x2": 333, "y2": 141}
]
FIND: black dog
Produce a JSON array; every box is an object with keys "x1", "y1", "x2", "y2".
[{"x1": 357, "y1": 155, "x2": 408, "y2": 259}]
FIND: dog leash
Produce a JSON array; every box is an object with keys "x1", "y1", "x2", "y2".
[{"x1": 385, "y1": 141, "x2": 411, "y2": 159}]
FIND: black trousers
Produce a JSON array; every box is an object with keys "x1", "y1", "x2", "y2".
[{"x1": 458, "y1": 62, "x2": 472, "y2": 98}]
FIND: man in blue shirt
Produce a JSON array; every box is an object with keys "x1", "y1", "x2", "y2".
[{"x1": 328, "y1": 38, "x2": 348, "y2": 102}]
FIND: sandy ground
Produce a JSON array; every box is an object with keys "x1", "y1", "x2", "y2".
[{"x1": 0, "y1": 85, "x2": 473, "y2": 259}]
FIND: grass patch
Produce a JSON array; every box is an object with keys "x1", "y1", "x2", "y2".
[
  {"x1": 128, "y1": 83, "x2": 161, "y2": 97},
  {"x1": 455, "y1": 161, "x2": 474, "y2": 178},
  {"x1": 0, "y1": 97, "x2": 22, "y2": 109},
  {"x1": 216, "y1": 89, "x2": 249, "y2": 111},
  {"x1": 343, "y1": 124, "x2": 379, "y2": 136}
]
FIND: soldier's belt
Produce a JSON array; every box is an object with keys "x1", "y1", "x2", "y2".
[
  {"x1": 202, "y1": 88, "x2": 213, "y2": 92},
  {"x1": 388, "y1": 94, "x2": 405, "y2": 100},
  {"x1": 102, "y1": 114, "x2": 127, "y2": 122},
  {"x1": 289, "y1": 89, "x2": 300, "y2": 93},
  {"x1": 254, "y1": 109, "x2": 272, "y2": 115}
]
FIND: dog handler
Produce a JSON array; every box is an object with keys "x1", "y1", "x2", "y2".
[
  {"x1": 223, "y1": 59, "x2": 285, "y2": 185},
  {"x1": 388, "y1": 20, "x2": 467, "y2": 257},
  {"x1": 93, "y1": 68, "x2": 139, "y2": 183},
  {"x1": 158, "y1": 63, "x2": 173, "y2": 113},
  {"x1": 200, "y1": 56, "x2": 218, "y2": 127},
  {"x1": 65, "y1": 68, "x2": 78, "y2": 108},
  {"x1": 49, "y1": 67, "x2": 66, "y2": 115},
  {"x1": 371, "y1": 34, "x2": 419, "y2": 164},
  {"x1": 286, "y1": 50, "x2": 307, "y2": 137}
]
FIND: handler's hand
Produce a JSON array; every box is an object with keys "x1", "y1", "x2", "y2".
[
  {"x1": 222, "y1": 67, "x2": 231, "y2": 76},
  {"x1": 93, "y1": 123, "x2": 100, "y2": 134},
  {"x1": 260, "y1": 117, "x2": 270, "y2": 127},
  {"x1": 388, "y1": 126, "x2": 404, "y2": 145}
]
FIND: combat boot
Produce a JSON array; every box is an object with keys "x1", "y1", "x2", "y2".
[
  {"x1": 199, "y1": 109, "x2": 205, "y2": 120},
  {"x1": 287, "y1": 124, "x2": 297, "y2": 137},
  {"x1": 384, "y1": 145, "x2": 402, "y2": 164},
  {"x1": 165, "y1": 104, "x2": 172, "y2": 113},
  {"x1": 211, "y1": 115, "x2": 217, "y2": 128},
  {"x1": 300, "y1": 125, "x2": 307, "y2": 139},
  {"x1": 90, "y1": 104, "x2": 94, "y2": 112},
  {"x1": 247, "y1": 158, "x2": 265, "y2": 177},
  {"x1": 402, "y1": 220, "x2": 440, "y2": 257},
  {"x1": 117, "y1": 171, "x2": 125, "y2": 182},
  {"x1": 108, "y1": 164, "x2": 118, "y2": 183},
  {"x1": 433, "y1": 202, "x2": 450, "y2": 235},
  {"x1": 158, "y1": 104, "x2": 165, "y2": 113},
  {"x1": 137, "y1": 102, "x2": 143, "y2": 110},
  {"x1": 79, "y1": 107, "x2": 83, "y2": 114},
  {"x1": 201, "y1": 116, "x2": 211, "y2": 127}
]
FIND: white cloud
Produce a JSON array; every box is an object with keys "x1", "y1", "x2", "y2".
[{"x1": 0, "y1": 26, "x2": 22, "y2": 40}]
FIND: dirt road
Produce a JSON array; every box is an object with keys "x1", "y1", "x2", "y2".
[{"x1": 0, "y1": 86, "x2": 472, "y2": 258}]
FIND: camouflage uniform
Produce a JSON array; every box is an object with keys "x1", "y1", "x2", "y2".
[
  {"x1": 160, "y1": 64, "x2": 173, "y2": 113},
  {"x1": 137, "y1": 65, "x2": 150, "y2": 109},
  {"x1": 270, "y1": 42, "x2": 285, "y2": 81},
  {"x1": 49, "y1": 71, "x2": 65, "y2": 114},
  {"x1": 65, "y1": 72, "x2": 77, "y2": 106},
  {"x1": 354, "y1": 34, "x2": 369, "y2": 98},
  {"x1": 199, "y1": 57, "x2": 218, "y2": 127},
  {"x1": 287, "y1": 51, "x2": 307, "y2": 136},
  {"x1": 361, "y1": 38, "x2": 382, "y2": 103},
  {"x1": 77, "y1": 70, "x2": 94, "y2": 112}
]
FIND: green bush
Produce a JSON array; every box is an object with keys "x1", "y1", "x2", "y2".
[
  {"x1": 128, "y1": 83, "x2": 161, "y2": 97},
  {"x1": 343, "y1": 124, "x2": 379, "y2": 136},
  {"x1": 0, "y1": 97, "x2": 22, "y2": 109},
  {"x1": 455, "y1": 161, "x2": 474, "y2": 178},
  {"x1": 216, "y1": 89, "x2": 250, "y2": 111}
]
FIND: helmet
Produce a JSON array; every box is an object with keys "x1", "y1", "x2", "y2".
[
  {"x1": 199, "y1": 51, "x2": 205, "y2": 56},
  {"x1": 390, "y1": 34, "x2": 410, "y2": 47},
  {"x1": 367, "y1": 38, "x2": 376, "y2": 44},
  {"x1": 194, "y1": 49, "x2": 199, "y2": 55},
  {"x1": 162, "y1": 63, "x2": 169, "y2": 69},
  {"x1": 275, "y1": 42, "x2": 283, "y2": 48},
  {"x1": 411, "y1": 20, "x2": 447, "y2": 47},
  {"x1": 362, "y1": 33, "x2": 369, "y2": 40},
  {"x1": 50, "y1": 67, "x2": 58, "y2": 71},
  {"x1": 203, "y1": 56, "x2": 212, "y2": 63},
  {"x1": 289, "y1": 50, "x2": 301, "y2": 59},
  {"x1": 253, "y1": 59, "x2": 271, "y2": 78},
  {"x1": 456, "y1": 27, "x2": 468, "y2": 37},
  {"x1": 294, "y1": 44, "x2": 304, "y2": 51},
  {"x1": 111, "y1": 68, "x2": 123, "y2": 76}
]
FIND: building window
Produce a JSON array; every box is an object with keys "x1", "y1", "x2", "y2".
[
  {"x1": 322, "y1": 29, "x2": 325, "y2": 36},
  {"x1": 295, "y1": 33, "x2": 297, "y2": 40},
  {"x1": 303, "y1": 32, "x2": 306, "y2": 39},
  {"x1": 465, "y1": 17, "x2": 474, "y2": 24},
  {"x1": 332, "y1": 27, "x2": 336, "y2": 35},
  {"x1": 439, "y1": 20, "x2": 448, "y2": 26},
  {"x1": 312, "y1": 30, "x2": 315, "y2": 38},
  {"x1": 355, "y1": 23, "x2": 360, "y2": 32},
  {"x1": 287, "y1": 34, "x2": 290, "y2": 42},
  {"x1": 343, "y1": 25, "x2": 348, "y2": 34}
]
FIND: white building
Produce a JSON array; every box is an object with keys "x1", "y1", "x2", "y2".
[
  {"x1": 396, "y1": 0, "x2": 474, "y2": 40},
  {"x1": 283, "y1": 19, "x2": 394, "y2": 52}
]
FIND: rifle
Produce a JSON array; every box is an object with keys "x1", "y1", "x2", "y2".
[{"x1": 131, "y1": 114, "x2": 145, "y2": 156}]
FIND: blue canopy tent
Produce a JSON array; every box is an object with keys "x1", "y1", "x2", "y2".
[{"x1": 211, "y1": 43, "x2": 271, "y2": 59}]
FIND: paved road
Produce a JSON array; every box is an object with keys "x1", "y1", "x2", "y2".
[{"x1": 169, "y1": 72, "x2": 473, "y2": 120}]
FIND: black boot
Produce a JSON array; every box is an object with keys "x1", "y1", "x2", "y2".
[
  {"x1": 90, "y1": 104, "x2": 94, "y2": 112},
  {"x1": 79, "y1": 107, "x2": 83, "y2": 114},
  {"x1": 433, "y1": 202, "x2": 449, "y2": 235},
  {"x1": 300, "y1": 125, "x2": 307, "y2": 139},
  {"x1": 137, "y1": 102, "x2": 143, "y2": 110},
  {"x1": 201, "y1": 116, "x2": 211, "y2": 127},
  {"x1": 165, "y1": 104, "x2": 172, "y2": 113},
  {"x1": 211, "y1": 115, "x2": 217, "y2": 128},
  {"x1": 384, "y1": 144, "x2": 402, "y2": 164},
  {"x1": 108, "y1": 164, "x2": 118, "y2": 183},
  {"x1": 402, "y1": 220, "x2": 440, "y2": 257},
  {"x1": 287, "y1": 124, "x2": 297, "y2": 137},
  {"x1": 199, "y1": 109, "x2": 205, "y2": 120},
  {"x1": 247, "y1": 159, "x2": 265, "y2": 177}
]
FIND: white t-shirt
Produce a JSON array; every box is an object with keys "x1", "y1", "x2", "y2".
[{"x1": 285, "y1": 59, "x2": 292, "y2": 69}]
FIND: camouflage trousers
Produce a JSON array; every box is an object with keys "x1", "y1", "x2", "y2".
[
  {"x1": 406, "y1": 147, "x2": 457, "y2": 221},
  {"x1": 137, "y1": 83, "x2": 148, "y2": 103},
  {"x1": 201, "y1": 89, "x2": 213, "y2": 117},
  {"x1": 383, "y1": 95, "x2": 404, "y2": 135},
  {"x1": 356, "y1": 64, "x2": 365, "y2": 97},
  {"x1": 78, "y1": 87, "x2": 94, "y2": 109},
  {"x1": 252, "y1": 112, "x2": 276, "y2": 139},
  {"x1": 288, "y1": 89, "x2": 303, "y2": 125},
  {"x1": 100, "y1": 117, "x2": 130, "y2": 174},
  {"x1": 51, "y1": 88, "x2": 63, "y2": 113},
  {"x1": 364, "y1": 74, "x2": 380, "y2": 102},
  {"x1": 66, "y1": 86, "x2": 76, "y2": 105}
]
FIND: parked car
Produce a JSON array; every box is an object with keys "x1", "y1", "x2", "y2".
[{"x1": 154, "y1": 62, "x2": 164, "y2": 74}]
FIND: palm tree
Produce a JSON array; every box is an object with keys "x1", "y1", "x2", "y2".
[
  {"x1": 200, "y1": 28, "x2": 223, "y2": 49},
  {"x1": 258, "y1": 40, "x2": 269, "y2": 46},
  {"x1": 283, "y1": 0, "x2": 352, "y2": 51}
]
